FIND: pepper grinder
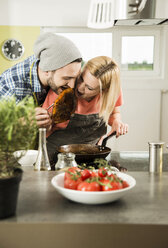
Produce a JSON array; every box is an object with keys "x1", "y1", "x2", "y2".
[{"x1": 34, "y1": 128, "x2": 51, "y2": 171}]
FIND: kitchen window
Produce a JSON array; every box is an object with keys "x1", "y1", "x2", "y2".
[
  {"x1": 121, "y1": 36, "x2": 154, "y2": 71},
  {"x1": 55, "y1": 33, "x2": 112, "y2": 63}
]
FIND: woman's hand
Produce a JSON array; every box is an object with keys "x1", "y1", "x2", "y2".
[
  {"x1": 111, "y1": 119, "x2": 129, "y2": 137},
  {"x1": 97, "y1": 119, "x2": 129, "y2": 146},
  {"x1": 35, "y1": 107, "x2": 53, "y2": 131}
]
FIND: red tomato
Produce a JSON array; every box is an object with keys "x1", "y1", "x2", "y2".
[
  {"x1": 122, "y1": 180, "x2": 129, "y2": 188},
  {"x1": 110, "y1": 181, "x2": 123, "y2": 190},
  {"x1": 100, "y1": 178, "x2": 123, "y2": 191},
  {"x1": 81, "y1": 169, "x2": 91, "y2": 180},
  {"x1": 64, "y1": 176, "x2": 82, "y2": 190},
  {"x1": 77, "y1": 181, "x2": 101, "y2": 191},
  {"x1": 98, "y1": 167, "x2": 108, "y2": 178},
  {"x1": 99, "y1": 178, "x2": 111, "y2": 191},
  {"x1": 64, "y1": 167, "x2": 81, "y2": 180},
  {"x1": 90, "y1": 170, "x2": 98, "y2": 178},
  {"x1": 107, "y1": 173, "x2": 116, "y2": 179}
]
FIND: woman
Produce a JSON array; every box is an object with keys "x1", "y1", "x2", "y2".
[{"x1": 43, "y1": 56, "x2": 128, "y2": 157}]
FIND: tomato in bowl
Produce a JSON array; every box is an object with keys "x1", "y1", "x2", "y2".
[{"x1": 51, "y1": 167, "x2": 136, "y2": 205}]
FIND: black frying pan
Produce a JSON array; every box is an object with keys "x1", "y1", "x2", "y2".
[{"x1": 54, "y1": 131, "x2": 116, "y2": 163}]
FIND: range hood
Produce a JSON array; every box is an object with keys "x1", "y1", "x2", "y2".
[{"x1": 87, "y1": 0, "x2": 168, "y2": 29}]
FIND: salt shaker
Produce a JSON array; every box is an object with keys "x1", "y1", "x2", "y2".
[
  {"x1": 34, "y1": 128, "x2": 51, "y2": 171},
  {"x1": 148, "y1": 142, "x2": 165, "y2": 173},
  {"x1": 55, "y1": 152, "x2": 77, "y2": 170}
]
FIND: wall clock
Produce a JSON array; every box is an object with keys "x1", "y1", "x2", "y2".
[{"x1": 1, "y1": 39, "x2": 24, "y2": 61}]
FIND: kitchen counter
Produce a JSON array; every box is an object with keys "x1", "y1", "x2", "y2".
[
  {"x1": 0, "y1": 153, "x2": 168, "y2": 248},
  {"x1": 110, "y1": 151, "x2": 168, "y2": 171}
]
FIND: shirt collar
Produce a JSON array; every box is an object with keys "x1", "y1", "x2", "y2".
[{"x1": 31, "y1": 58, "x2": 42, "y2": 93}]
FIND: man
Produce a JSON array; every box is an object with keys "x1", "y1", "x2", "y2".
[{"x1": 0, "y1": 32, "x2": 82, "y2": 130}]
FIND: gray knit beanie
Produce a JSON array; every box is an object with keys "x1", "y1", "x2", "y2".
[{"x1": 34, "y1": 32, "x2": 82, "y2": 71}]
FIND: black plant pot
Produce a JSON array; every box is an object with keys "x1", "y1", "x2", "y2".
[{"x1": 0, "y1": 168, "x2": 23, "y2": 219}]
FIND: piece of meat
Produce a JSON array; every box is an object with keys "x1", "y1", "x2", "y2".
[{"x1": 52, "y1": 88, "x2": 76, "y2": 124}]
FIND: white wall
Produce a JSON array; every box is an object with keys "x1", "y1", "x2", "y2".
[
  {"x1": 156, "y1": 0, "x2": 168, "y2": 18},
  {"x1": 158, "y1": 27, "x2": 168, "y2": 153},
  {"x1": 107, "y1": 89, "x2": 162, "y2": 151},
  {"x1": 0, "y1": 0, "x2": 90, "y2": 26}
]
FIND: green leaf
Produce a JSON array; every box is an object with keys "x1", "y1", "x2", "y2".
[
  {"x1": 7, "y1": 125, "x2": 13, "y2": 141},
  {"x1": 0, "y1": 96, "x2": 38, "y2": 177}
]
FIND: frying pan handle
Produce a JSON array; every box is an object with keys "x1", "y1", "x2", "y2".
[{"x1": 101, "y1": 131, "x2": 116, "y2": 147}]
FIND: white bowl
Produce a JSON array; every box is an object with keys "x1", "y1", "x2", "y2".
[
  {"x1": 14, "y1": 150, "x2": 38, "y2": 166},
  {"x1": 51, "y1": 172, "x2": 136, "y2": 205}
]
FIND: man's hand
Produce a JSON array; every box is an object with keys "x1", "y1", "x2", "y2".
[{"x1": 35, "y1": 107, "x2": 52, "y2": 131}]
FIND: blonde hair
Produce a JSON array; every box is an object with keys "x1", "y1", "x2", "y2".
[{"x1": 84, "y1": 56, "x2": 121, "y2": 124}]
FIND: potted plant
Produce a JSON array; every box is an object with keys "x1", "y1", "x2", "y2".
[{"x1": 0, "y1": 96, "x2": 37, "y2": 219}]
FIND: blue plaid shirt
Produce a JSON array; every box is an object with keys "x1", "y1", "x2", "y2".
[{"x1": 0, "y1": 55, "x2": 41, "y2": 103}]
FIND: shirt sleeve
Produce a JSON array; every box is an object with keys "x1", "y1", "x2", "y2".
[{"x1": 0, "y1": 78, "x2": 15, "y2": 99}]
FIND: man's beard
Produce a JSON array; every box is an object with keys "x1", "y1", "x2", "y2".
[
  {"x1": 47, "y1": 74, "x2": 74, "y2": 95},
  {"x1": 47, "y1": 76, "x2": 59, "y2": 95}
]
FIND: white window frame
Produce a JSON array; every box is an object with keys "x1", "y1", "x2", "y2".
[{"x1": 112, "y1": 26, "x2": 163, "y2": 79}]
